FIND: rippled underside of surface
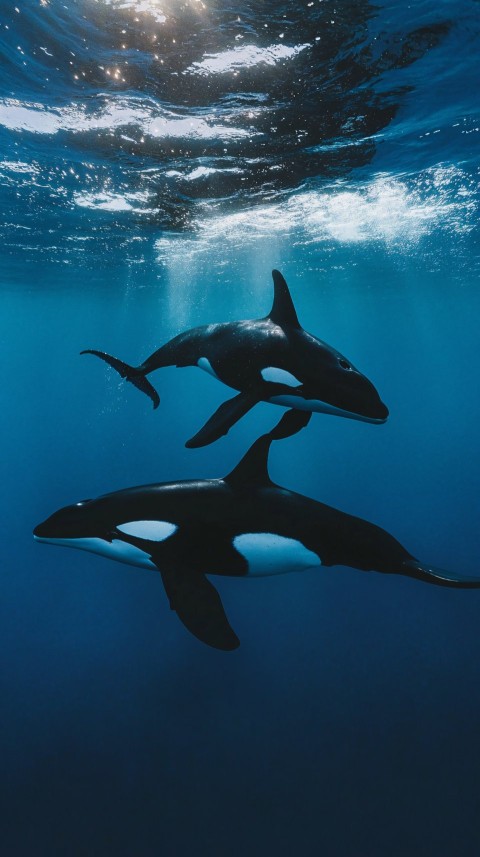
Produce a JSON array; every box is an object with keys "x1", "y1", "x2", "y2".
[{"x1": 1, "y1": 0, "x2": 478, "y2": 265}]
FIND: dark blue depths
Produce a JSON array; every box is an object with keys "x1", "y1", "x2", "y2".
[{"x1": 1, "y1": 0, "x2": 480, "y2": 855}]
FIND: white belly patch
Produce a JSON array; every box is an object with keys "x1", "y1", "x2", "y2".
[
  {"x1": 261, "y1": 367, "x2": 302, "y2": 386},
  {"x1": 234, "y1": 532, "x2": 321, "y2": 577},
  {"x1": 269, "y1": 394, "x2": 355, "y2": 417},
  {"x1": 117, "y1": 520, "x2": 177, "y2": 541},
  {"x1": 36, "y1": 536, "x2": 157, "y2": 570},
  {"x1": 197, "y1": 356, "x2": 220, "y2": 379},
  {"x1": 268, "y1": 395, "x2": 382, "y2": 423}
]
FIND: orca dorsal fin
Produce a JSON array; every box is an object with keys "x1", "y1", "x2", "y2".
[
  {"x1": 224, "y1": 409, "x2": 312, "y2": 489},
  {"x1": 224, "y1": 435, "x2": 273, "y2": 489},
  {"x1": 268, "y1": 270, "x2": 301, "y2": 329}
]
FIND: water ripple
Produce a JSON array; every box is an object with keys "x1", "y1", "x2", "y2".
[{"x1": 0, "y1": 0, "x2": 477, "y2": 249}]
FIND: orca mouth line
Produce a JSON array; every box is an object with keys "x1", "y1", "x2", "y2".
[
  {"x1": 337, "y1": 413, "x2": 388, "y2": 425},
  {"x1": 33, "y1": 529, "x2": 78, "y2": 544},
  {"x1": 322, "y1": 400, "x2": 390, "y2": 424},
  {"x1": 352, "y1": 406, "x2": 389, "y2": 424},
  {"x1": 33, "y1": 533, "x2": 65, "y2": 543}
]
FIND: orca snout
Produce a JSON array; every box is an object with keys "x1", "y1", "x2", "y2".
[
  {"x1": 353, "y1": 373, "x2": 389, "y2": 423},
  {"x1": 33, "y1": 522, "x2": 45, "y2": 539},
  {"x1": 33, "y1": 517, "x2": 58, "y2": 541},
  {"x1": 380, "y1": 402, "x2": 389, "y2": 420},
  {"x1": 33, "y1": 500, "x2": 93, "y2": 541},
  {"x1": 370, "y1": 398, "x2": 389, "y2": 423},
  {"x1": 360, "y1": 394, "x2": 389, "y2": 424},
  {"x1": 332, "y1": 372, "x2": 389, "y2": 423}
]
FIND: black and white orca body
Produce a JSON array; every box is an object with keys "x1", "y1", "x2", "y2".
[
  {"x1": 34, "y1": 413, "x2": 480, "y2": 651},
  {"x1": 82, "y1": 270, "x2": 389, "y2": 447}
]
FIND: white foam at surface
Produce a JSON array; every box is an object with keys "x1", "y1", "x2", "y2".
[
  {"x1": 0, "y1": 98, "x2": 150, "y2": 135},
  {"x1": 74, "y1": 190, "x2": 150, "y2": 212},
  {"x1": 166, "y1": 166, "x2": 244, "y2": 181},
  {"x1": 148, "y1": 114, "x2": 253, "y2": 140},
  {"x1": 102, "y1": 0, "x2": 167, "y2": 24},
  {"x1": 0, "y1": 160, "x2": 39, "y2": 175},
  {"x1": 155, "y1": 167, "x2": 478, "y2": 262},
  {"x1": 186, "y1": 43, "x2": 310, "y2": 76},
  {"x1": 0, "y1": 97, "x2": 255, "y2": 142}
]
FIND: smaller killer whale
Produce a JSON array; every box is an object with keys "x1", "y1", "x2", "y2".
[
  {"x1": 81, "y1": 269, "x2": 388, "y2": 448},
  {"x1": 34, "y1": 410, "x2": 480, "y2": 651}
]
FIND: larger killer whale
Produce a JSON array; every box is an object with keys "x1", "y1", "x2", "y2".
[
  {"x1": 81, "y1": 270, "x2": 388, "y2": 448},
  {"x1": 34, "y1": 411, "x2": 480, "y2": 651}
]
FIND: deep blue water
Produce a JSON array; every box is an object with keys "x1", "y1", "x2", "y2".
[{"x1": 1, "y1": 1, "x2": 480, "y2": 854}]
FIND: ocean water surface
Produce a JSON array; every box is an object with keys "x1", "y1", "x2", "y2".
[{"x1": 1, "y1": 0, "x2": 480, "y2": 854}]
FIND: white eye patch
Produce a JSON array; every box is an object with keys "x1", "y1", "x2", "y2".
[
  {"x1": 117, "y1": 520, "x2": 177, "y2": 541},
  {"x1": 261, "y1": 367, "x2": 302, "y2": 386}
]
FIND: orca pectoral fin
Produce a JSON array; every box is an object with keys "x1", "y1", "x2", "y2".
[
  {"x1": 159, "y1": 565, "x2": 240, "y2": 651},
  {"x1": 185, "y1": 391, "x2": 259, "y2": 449},
  {"x1": 81, "y1": 349, "x2": 160, "y2": 409},
  {"x1": 269, "y1": 408, "x2": 312, "y2": 440},
  {"x1": 403, "y1": 560, "x2": 480, "y2": 589}
]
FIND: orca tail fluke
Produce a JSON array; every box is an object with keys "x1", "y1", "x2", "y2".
[
  {"x1": 81, "y1": 349, "x2": 160, "y2": 409},
  {"x1": 402, "y1": 559, "x2": 480, "y2": 589}
]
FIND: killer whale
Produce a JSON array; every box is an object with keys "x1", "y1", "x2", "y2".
[
  {"x1": 34, "y1": 411, "x2": 480, "y2": 652},
  {"x1": 81, "y1": 269, "x2": 389, "y2": 448}
]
